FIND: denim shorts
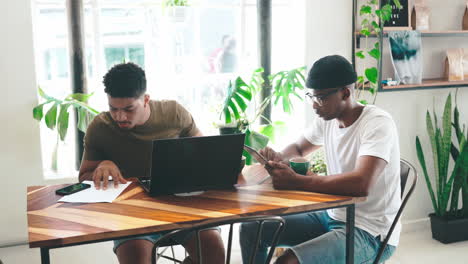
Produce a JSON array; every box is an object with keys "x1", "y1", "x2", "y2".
[
  {"x1": 240, "y1": 211, "x2": 395, "y2": 264},
  {"x1": 113, "y1": 227, "x2": 221, "y2": 253}
]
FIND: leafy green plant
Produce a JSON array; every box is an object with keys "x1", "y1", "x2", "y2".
[
  {"x1": 220, "y1": 66, "x2": 306, "y2": 164},
  {"x1": 163, "y1": 0, "x2": 189, "y2": 7},
  {"x1": 309, "y1": 148, "x2": 327, "y2": 175},
  {"x1": 415, "y1": 93, "x2": 468, "y2": 218},
  {"x1": 33, "y1": 87, "x2": 99, "y2": 141},
  {"x1": 356, "y1": 0, "x2": 401, "y2": 104}
]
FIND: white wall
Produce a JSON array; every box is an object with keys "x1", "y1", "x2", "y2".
[
  {"x1": 305, "y1": 0, "x2": 468, "y2": 224},
  {"x1": 1, "y1": 0, "x2": 44, "y2": 245}
]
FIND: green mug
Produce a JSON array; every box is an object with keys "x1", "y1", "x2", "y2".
[{"x1": 289, "y1": 157, "x2": 310, "y2": 175}]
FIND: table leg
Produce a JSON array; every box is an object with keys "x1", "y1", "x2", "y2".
[
  {"x1": 346, "y1": 204, "x2": 355, "y2": 264},
  {"x1": 40, "y1": 248, "x2": 50, "y2": 264}
]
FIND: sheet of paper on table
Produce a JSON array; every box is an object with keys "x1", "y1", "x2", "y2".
[{"x1": 58, "y1": 181, "x2": 131, "y2": 203}]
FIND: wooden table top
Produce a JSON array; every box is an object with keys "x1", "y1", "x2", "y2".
[{"x1": 27, "y1": 165, "x2": 365, "y2": 248}]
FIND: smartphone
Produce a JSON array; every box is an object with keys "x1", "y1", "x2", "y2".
[
  {"x1": 56, "y1": 183, "x2": 91, "y2": 195},
  {"x1": 243, "y1": 145, "x2": 268, "y2": 165}
]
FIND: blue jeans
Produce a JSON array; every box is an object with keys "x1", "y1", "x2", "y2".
[{"x1": 239, "y1": 211, "x2": 395, "y2": 264}]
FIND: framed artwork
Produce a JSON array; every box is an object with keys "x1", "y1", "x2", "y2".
[{"x1": 383, "y1": 0, "x2": 411, "y2": 30}]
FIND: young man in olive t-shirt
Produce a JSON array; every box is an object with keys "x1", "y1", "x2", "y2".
[{"x1": 78, "y1": 63, "x2": 225, "y2": 264}]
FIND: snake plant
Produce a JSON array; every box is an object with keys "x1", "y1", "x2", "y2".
[{"x1": 416, "y1": 93, "x2": 468, "y2": 218}]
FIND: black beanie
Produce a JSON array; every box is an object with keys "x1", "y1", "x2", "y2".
[{"x1": 306, "y1": 55, "x2": 357, "y2": 89}]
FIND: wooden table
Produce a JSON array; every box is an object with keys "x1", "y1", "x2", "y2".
[{"x1": 27, "y1": 165, "x2": 365, "y2": 264}]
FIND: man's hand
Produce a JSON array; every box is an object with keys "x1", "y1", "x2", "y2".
[
  {"x1": 93, "y1": 160, "x2": 127, "y2": 190},
  {"x1": 265, "y1": 161, "x2": 300, "y2": 190},
  {"x1": 259, "y1": 147, "x2": 284, "y2": 163}
]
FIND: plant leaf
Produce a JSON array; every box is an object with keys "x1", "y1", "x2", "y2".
[
  {"x1": 357, "y1": 76, "x2": 365, "y2": 84},
  {"x1": 416, "y1": 136, "x2": 439, "y2": 214},
  {"x1": 368, "y1": 48, "x2": 380, "y2": 60},
  {"x1": 258, "y1": 121, "x2": 286, "y2": 144},
  {"x1": 271, "y1": 66, "x2": 306, "y2": 115},
  {"x1": 378, "y1": 4, "x2": 393, "y2": 22},
  {"x1": 356, "y1": 51, "x2": 365, "y2": 59},
  {"x1": 68, "y1": 92, "x2": 94, "y2": 102},
  {"x1": 244, "y1": 129, "x2": 269, "y2": 165},
  {"x1": 221, "y1": 78, "x2": 252, "y2": 124},
  {"x1": 393, "y1": 0, "x2": 402, "y2": 9},
  {"x1": 360, "y1": 28, "x2": 370, "y2": 37},
  {"x1": 438, "y1": 94, "x2": 452, "y2": 213},
  {"x1": 360, "y1": 5, "x2": 372, "y2": 15},
  {"x1": 426, "y1": 110, "x2": 440, "y2": 213},
  {"x1": 365, "y1": 67, "x2": 378, "y2": 84},
  {"x1": 38, "y1": 86, "x2": 54, "y2": 101},
  {"x1": 57, "y1": 103, "x2": 71, "y2": 141},
  {"x1": 33, "y1": 103, "x2": 45, "y2": 121},
  {"x1": 44, "y1": 103, "x2": 58, "y2": 130}
]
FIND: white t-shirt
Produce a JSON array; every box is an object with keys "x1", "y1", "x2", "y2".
[{"x1": 304, "y1": 105, "x2": 401, "y2": 246}]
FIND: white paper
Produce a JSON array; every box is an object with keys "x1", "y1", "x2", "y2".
[{"x1": 58, "y1": 181, "x2": 131, "y2": 203}]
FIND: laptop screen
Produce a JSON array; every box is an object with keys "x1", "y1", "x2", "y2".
[{"x1": 148, "y1": 134, "x2": 245, "y2": 196}]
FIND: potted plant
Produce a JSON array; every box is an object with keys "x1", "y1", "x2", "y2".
[
  {"x1": 415, "y1": 92, "x2": 468, "y2": 243},
  {"x1": 218, "y1": 66, "x2": 306, "y2": 164},
  {"x1": 32, "y1": 87, "x2": 98, "y2": 171},
  {"x1": 163, "y1": 0, "x2": 191, "y2": 23},
  {"x1": 356, "y1": 0, "x2": 401, "y2": 104}
]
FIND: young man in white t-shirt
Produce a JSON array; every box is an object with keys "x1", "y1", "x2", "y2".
[{"x1": 239, "y1": 55, "x2": 401, "y2": 264}]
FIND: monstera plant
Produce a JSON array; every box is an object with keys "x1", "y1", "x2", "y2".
[{"x1": 220, "y1": 66, "x2": 306, "y2": 164}]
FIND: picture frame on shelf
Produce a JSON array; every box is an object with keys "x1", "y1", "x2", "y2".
[{"x1": 383, "y1": 0, "x2": 411, "y2": 30}]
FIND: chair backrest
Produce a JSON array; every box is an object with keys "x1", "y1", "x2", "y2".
[
  {"x1": 373, "y1": 159, "x2": 418, "y2": 264},
  {"x1": 152, "y1": 215, "x2": 286, "y2": 264}
]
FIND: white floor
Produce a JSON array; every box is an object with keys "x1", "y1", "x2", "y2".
[{"x1": 1, "y1": 226, "x2": 468, "y2": 264}]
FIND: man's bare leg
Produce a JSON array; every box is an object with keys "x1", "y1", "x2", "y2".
[
  {"x1": 274, "y1": 249, "x2": 300, "y2": 264},
  {"x1": 116, "y1": 239, "x2": 153, "y2": 264},
  {"x1": 116, "y1": 230, "x2": 225, "y2": 264},
  {"x1": 182, "y1": 229, "x2": 225, "y2": 264}
]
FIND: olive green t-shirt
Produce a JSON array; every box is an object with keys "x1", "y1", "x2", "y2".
[{"x1": 82, "y1": 100, "x2": 200, "y2": 178}]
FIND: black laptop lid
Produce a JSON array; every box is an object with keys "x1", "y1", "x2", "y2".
[{"x1": 148, "y1": 134, "x2": 245, "y2": 196}]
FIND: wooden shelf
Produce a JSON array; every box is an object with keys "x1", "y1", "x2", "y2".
[
  {"x1": 356, "y1": 30, "x2": 468, "y2": 38},
  {"x1": 381, "y1": 78, "x2": 468, "y2": 91}
]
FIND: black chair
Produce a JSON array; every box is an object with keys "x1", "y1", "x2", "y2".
[
  {"x1": 373, "y1": 159, "x2": 418, "y2": 264},
  {"x1": 154, "y1": 240, "x2": 186, "y2": 264},
  {"x1": 152, "y1": 215, "x2": 286, "y2": 264}
]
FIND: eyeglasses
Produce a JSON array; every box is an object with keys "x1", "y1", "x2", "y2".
[{"x1": 305, "y1": 87, "x2": 344, "y2": 106}]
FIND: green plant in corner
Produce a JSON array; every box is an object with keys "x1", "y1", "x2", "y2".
[
  {"x1": 356, "y1": 0, "x2": 401, "y2": 104},
  {"x1": 415, "y1": 93, "x2": 468, "y2": 219},
  {"x1": 220, "y1": 66, "x2": 306, "y2": 164}
]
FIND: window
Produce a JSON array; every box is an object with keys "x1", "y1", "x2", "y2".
[{"x1": 32, "y1": 0, "x2": 306, "y2": 179}]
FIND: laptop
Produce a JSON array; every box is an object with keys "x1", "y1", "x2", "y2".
[{"x1": 139, "y1": 134, "x2": 246, "y2": 196}]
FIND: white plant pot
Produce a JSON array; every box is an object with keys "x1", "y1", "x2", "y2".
[{"x1": 165, "y1": 6, "x2": 190, "y2": 23}]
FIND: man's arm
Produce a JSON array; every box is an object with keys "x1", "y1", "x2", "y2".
[
  {"x1": 260, "y1": 135, "x2": 322, "y2": 163},
  {"x1": 78, "y1": 160, "x2": 101, "y2": 182},
  {"x1": 267, "y1": 155, "x2": 387, "y2": 197},
  {"x1": 79, "y1": 159, "x2": 127, "y2": 190}
]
